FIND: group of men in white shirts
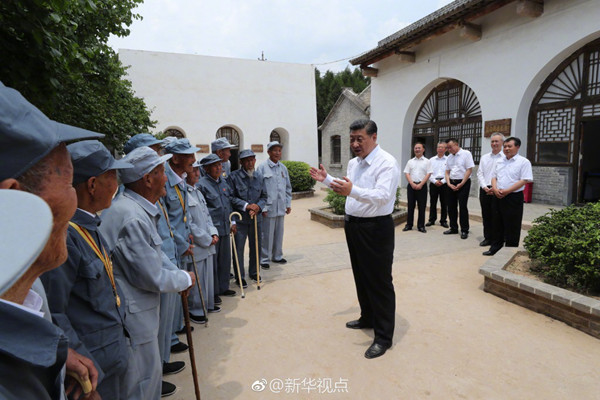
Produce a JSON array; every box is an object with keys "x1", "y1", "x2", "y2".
[{"x1": 403, "y1": 134, "x2": 533, "y2": 254}]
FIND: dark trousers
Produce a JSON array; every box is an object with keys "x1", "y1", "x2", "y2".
[
  {"x1": 214, "y1": 234, "x2": 231, "y2": 294},
  {"x1": 479, "y1": 188, "x2": 494, "y2": 241},
  {"x1": 344, "y1": 215, "x2": 395, "y2": 348},
  {"x1": 406, "y1": 183, "x2": 427, "y2": 228},
  {"x1": 428, "y1": 182, "x2": 447, "y2": 224},
  {"x1": 490, "y1": 192, "x2": 524, "y2": 252},
  {"x1": 233, "y1": 219, "x2": 262, "y2": 279},
  {"x1": 447, "y1": 179, "x2": 471, "y2": 233}
]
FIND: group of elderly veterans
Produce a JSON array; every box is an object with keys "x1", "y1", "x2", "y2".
[
  {"x1": 0, "y1": 81, "x2": 292, "y2": 399},
  {"x1": 402, "y1": 134, "x2": 533, "y2": 256}
]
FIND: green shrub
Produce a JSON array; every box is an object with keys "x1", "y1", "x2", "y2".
[
  {"x1": 324, "y1": 189, "x2": 346, "y2": 215},
  {"x1": 524, "y1": 202, "x2": 600, "y2": 294},
  {"x1": 281, "y1": 161, "x2": 316, "y2": 192}
]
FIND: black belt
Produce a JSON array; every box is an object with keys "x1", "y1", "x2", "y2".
[
  {"x1": 450, "y1": 179, "x2": 469, "y2": 184},
  {"x1": 344, "y1": 214, "x2": 391, "y2": 223}
]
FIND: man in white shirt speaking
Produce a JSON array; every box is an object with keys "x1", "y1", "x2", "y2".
[{"x1": 310, "y1": 119, "x2": 400, "y2": 359}]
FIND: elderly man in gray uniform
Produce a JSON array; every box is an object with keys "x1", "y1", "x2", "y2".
[
  {"x1": 41, "y1": 140, "x2": 133, "y2": 399},
  {"x1": 230, "y1": 149, "x2": 268, "y2": 285},
  {"x1": 257, "y1": 141, "x2": 292, "y2": 269},
  {"x1": 0, "y1": 82, "x2": 103, "y2": 399},
  {"x1": 198, "y1": 154, "x2": 245, "y2": 302},
  {"x1": 161, "y1": 138, "x2": 199, "y2": 381},
  {"x1": 185, "y1": 160, "x2": 219, "y2": 322},
  {"x1": 100, "y1": 147, "x2": 195, "y2": 400},
  {"x1": 211, "y1": 137, "x2": 237, "y2": 179}
]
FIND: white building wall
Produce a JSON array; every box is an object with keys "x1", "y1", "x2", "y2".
[
  {"x1": 369, "y1": 0, "x2": 600, "y2": 204},
  {"x1": 118, "y1": 49, "x2": 318, "y2": 167}
]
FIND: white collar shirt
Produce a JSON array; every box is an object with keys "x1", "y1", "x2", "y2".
[
  {"x1": 446, "y1": 148, "x2": 475, "y2": 180},
  {"x1": 493, "y1": 153, "x2": 533, "y2": 192},
  {"x1": 403, "y1": 156, "x2": 432, "y2": 183},
  {"x1": 428, "y1": 155, "x2": 448, "y2": 184},
  {"x1": 323, "y1": 145, "x2": 400, "y2": 217},
  {"x1": 477, "y1": 151, "x2": 505, "y2": 188},
  {"x1": 0, "y1": 289, "x2": 45, "y2": 319}
]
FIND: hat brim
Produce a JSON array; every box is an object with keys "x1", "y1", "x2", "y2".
[
  {"x1": 55, "y1": 121, "x2": 104, "y2": 142},
  {"x1": 0, "y1": 190, "x2": 52, "y2": 295},
  {"x1": 108, "y1": 159, "x2": 134, "y2": 170}
]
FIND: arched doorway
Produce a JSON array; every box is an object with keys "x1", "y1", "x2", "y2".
[
  {"x1": 528, "y1": 38, "x2": 600, "y2": 203},
  {"x1": 269, "y1": 128, "x2": 289, "y2": 159},
  {"x1": 216, "y1": 126, "x2": 241, "y2": 171},
  {"x1": 412, "y1": 80, "x2": 482, "y2": 162}
]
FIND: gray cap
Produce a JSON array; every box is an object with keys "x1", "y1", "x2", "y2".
[
  {"x1": 123, "y1": 133, "x2": 164, "y2": 155},
  {"x1": 239, "y1": 149, "x2": 255, "y2": 159},
  {"x1": 119, "y1": 146, "x2": 173, "y2": 184},
  {"x1": 211, "y1": 137, "x2": 237, "y2": 152},
  {"x1": 0, "y1": 189, "x2": 53, "y2": 295},
  {"x1": 267, "y1": 141, "x2": 283, "y2": 151},
  {"x1": 165, "y1": 138, "x2": 200, "y2": 154},
  {"x1": 192, "y1": 160, "x2": 202, "y2": 168},
  {"x1": 68, "y1": 140, "x2": 134, "y2": 185},
  {"x1": 0, "y1": 82, "x2": 104, "y2": 181},
  {"x1": 200, "y1": 153, "x2": 222, "y2": 167}
]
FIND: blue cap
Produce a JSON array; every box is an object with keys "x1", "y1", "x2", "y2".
[
  {"x1": 123, "y1": 133, "x2": 163, "y2": 154},
  {"x1": 267, "y1": 141, "x2": 283, "y2": 151},
  {"x1": 0, "y1": 189, "x2": 53, "y2": 295},
  {"x1": 211, "y1": 137, "x2": 237, "y2": 152},
  {"x1": 119, "y1": 146, "x2": 173, "y2": 184},
  {"x1": 165, "y1": 138, "x2": 200, "y2": 154},
  {"x1": 200, "y1": 154, "x2": 222, "y2": 167},
  {"x1": 67, "y1": 140, "x2": 134, "y2": 185},
  {"x1": 0, "y1": 82, "x2": 104, "y2": 181},
  {"x1": 239, "y1": 149, "x2": 255, "y2": 159}
]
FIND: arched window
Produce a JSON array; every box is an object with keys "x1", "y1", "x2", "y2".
[
  {"x1": 270, "y1": 130, "x2": 281, "y2": 143},
  {"x1": 331, "y1": 135, "x2": 341, "y2": 164},
  {"x1": 216, "y1": 126, "x2": 240, "y2": 146},
  {"x1": 165, "y1": 128, "x2": 185, "y2": 138},
  {"x1": 413, "y1": 80, "x2": 482, "y2": 162}
]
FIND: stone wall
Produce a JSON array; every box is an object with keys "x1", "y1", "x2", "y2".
[{"x1": 531, "y1": 166, "x2": 572, "y2": 206}]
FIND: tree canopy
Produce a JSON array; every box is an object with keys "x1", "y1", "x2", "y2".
[
  {"x1": 315, "y1": 67, "x2": 370, "y2": 126},
  {"x1": 0, "y1": 0, "x2": 155, "y2": 151}
]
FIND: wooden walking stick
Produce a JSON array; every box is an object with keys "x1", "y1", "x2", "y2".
[
  {"x1": 229, "y1": 211, "x2": 245, "y2": 298},
  {"x1": 254, "y1": 214, "x2": 261, "y2": 290},
  {"x1": 181, "y1": 291, "x2": 202, "y2": 400},
  {"x1": 190, "y1": 250, "x2": 209, "y2": 328}
]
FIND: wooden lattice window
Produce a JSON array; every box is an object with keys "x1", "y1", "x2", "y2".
[
  {"x1": 331, "y1": 135, "x2": 341, "y2": 164},
  {"x1": 165, "y1": 128, "x2": 185, "y2": 138},
  {"x1": 412, "y1": 80, "x2": 482, "y2": 162},
  {"x1": 529, "y1": 38, "x2": 600, "y2": 165},
  {"x1": 270, "y1": 130, "x2": 281, "y2": 143},
  {"x1": 216, "y1": 127, "x2": 240, "y2": 146}
]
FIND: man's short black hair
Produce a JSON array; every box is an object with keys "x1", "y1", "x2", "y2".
[
  {"x1": 349, "y1": 119, "x2": 377, "y2": 135},
  {"x1": 447, "y1": 138, "x2": 459, "y2": 145},
  {"x1": 505, "y1": 136, "x2": 521, "y2": 147}
]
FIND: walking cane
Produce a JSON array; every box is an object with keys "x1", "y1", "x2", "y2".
[
  {"x1": 229, "y1": 211, "x2": 245, "y2": 298},
  {"x1": 181, "y1": 291, "x2": 202, "y2": 400},
  {"x1": 190, "y1": 250, "x2": 209, "y2": 328},
  {"x1": 253, "y1": 214, "x2": 261, "y2": 290}
]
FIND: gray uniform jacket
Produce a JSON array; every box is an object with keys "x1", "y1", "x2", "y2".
[
  {"x1": 156, "y1": 197, "x2": 178, "y2": 264},
  {"x1": 0, "y1": 301, "x2": 68, "y2": 399},
  {"x1": 99, "y1": 188, "x2": 190, "y2": 346},
  {"x1": 229, "y1": 168, "x2": 268, "y2": 224},
  {"x1": 163, "y1": 163, "x2": 192, "y2": 260},
  {"x1": 257, "y1": 159, "x2": 292, "y2": 216},
  {"x1": 197, "y1": 175, "x2": 245, "y2": 236},
  {"x1": 186, "y1": 184, "x2": 218, "y2": 261},
  {"x1": 41, "y1": 209, "x2": 128, "y2": 383}
]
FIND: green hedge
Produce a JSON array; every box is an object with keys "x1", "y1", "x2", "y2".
[
  {"x1": 281, "y1": 161, "x2": 316, "y2": 192},
  {"x1": 524, "y1": 202, "x2": 600, "y2": 294}
]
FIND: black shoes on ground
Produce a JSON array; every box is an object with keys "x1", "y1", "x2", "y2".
[
  {"x1": 214, "y1": 295, "x2": 222, "y2": 305},
  {"x1": 461, "y1": 232, "x2": 468, "y2": 239},
  {"x1": 250, "y1": 276, "x2": 262, "y2": 283},
  {"x1": 418, "y1": 227, "x2": 426, "y2": 233},
  {"x1": 440, "y1": 221, "x2": 449, "y2": 228},
  {"x1": 425, "y1": 221, "x2": 434, "y2": 227},
  {"x1": 163, "y1": 361, "x2": 185, "y2": 375},
  {"x1": 170, "y1": 341, "x2": 188, "y2": 353},
  {"x1": 483, "y1": 249, "x2": 498, "y2": 256},
  {"x1": 443, "y1": 229, "x2": 458, "y2": 235},
  {"x1": 272, "y1": 258, "x2": 287, "y2": 264},
  {"x1": 345, "y1": 319, "x2": 373, "y2": 330},
  {"x1": 480, "y1": 239, "x2": 491, "y2": 246},
  {"x1": 161, "y1": 381, "x2": 176, "y2": 397},
  {"x1": 402, "y1": 225, "x2": 412, "y2": 231},
  {"x1": 364, "y1": 342, "x2": 390, "y2": 359},
  {"x1": 222, "y1": 289, "x2": 236, "y2": 297},
  {"x1": 260, "y1": 263, "x2": 270, "y2": 270},
  {"x1": 189, "y1": 313, "x2": 207, "y2": 324},
  {"x1": 208, "y1": 306, "x2": 221, "y2": 313},
  {"x1": 236, "y1": 278, "x2": 248, "y2": 288}
]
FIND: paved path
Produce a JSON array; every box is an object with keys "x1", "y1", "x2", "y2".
[{"x1": 169, "y1": 189, "x2": 598, "y2": 399}]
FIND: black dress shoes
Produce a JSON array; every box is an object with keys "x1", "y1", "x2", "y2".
[
  {"x1": 170, "y1": 341, "x2": 188, "y2": 354},
  {"x1": 345, "y1": 319, "x2": 372, "y2": 329},
  {"x1": 460, "y1": 232, "x2": 469, "y2": 239},
  {"x1": 272, "y1": 258, "x2": 287, "y2": 264},
  {"x1": 418, "y1": 227, "x2": 426, "y2": 233},
  {"x1": 162, "y1": 381, "x2": 176, "y2": 397},
  {"x1": 260, "y1": 263, "x2": 270, "y2": 270},
  {"x1": 443, "y1": 229, "x2": 458, "y2": 235},
  {"x1": 440, "y1": 221, "x2": 449, "y2": 228},
  {"x1": 364, "y1": 342, "x2": 389, "y2": 359},
  {"x1": 479, "y1": 239, "x2": 491, "y2": 247},
  {"x1": 402, "y1": 226, "x2": 412, "y2": 231},
  {"x1": 482, "y1": 250, "x2": 497, "y2": 256},
  {"x1": 425, "y1": 221, "x2": 434, "y2": 227}
]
